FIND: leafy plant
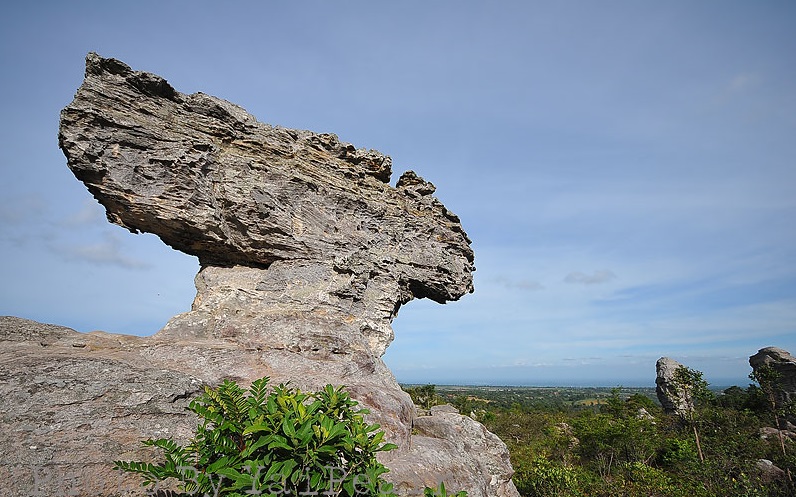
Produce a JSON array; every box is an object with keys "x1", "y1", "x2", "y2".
[
  {"x1": 423, "y1": 481, "x2": 468, "y2": 497},
  {"x1": 513, "y1": 456, "x2": 582, "y2": 497},
  {"x1": 114, "y1": 377, "x2": 398, "y2": 496},
  {"x1": 669, "y1": 366, "x2": 713, "y2": 462},
  {"x1": 656, "y1": 437, "x2": 698, "y2": 468},
  {"x1": 750, "y1": 365, "x2": 790, "y2": 458}
]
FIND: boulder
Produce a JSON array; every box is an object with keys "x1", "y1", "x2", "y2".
[
  {"x1": 0, "y1": 53, "x2": 518, "y2": 497},
  {"x1": 754, "y1": 459, "x2": 786, "y2": 483},
  {"x1": 58, "y1": 53, "x2": 474, "y2": 357},
  {"x1": 759, "y1": 426, "x2": 796, "y2": 443},
  {"x1": 405, "y1": 407, "x2": 517, "y2": 497}
]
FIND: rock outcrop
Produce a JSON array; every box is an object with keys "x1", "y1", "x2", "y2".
[
  {"x1": 0, "y1": 53, "x2": 517, "y2": 497},
  {"x1": 755, "y1": 459, "x2": 787, "y2": 483},
  {"x1": 749, "y1": 347, "x2": 796, "y2": 422},
  {"x1": 0, "y1": 317, "x2": 203, "y2": 496},
  {"x1": 58, "y1": 52, "x2": 474, "y2": 357},
  {"x1": 760, "y1": 426, "x2": 796, "y2": 443},
  {"x1": 655, "y1": 357, "x2": 693, "y2": 416}
]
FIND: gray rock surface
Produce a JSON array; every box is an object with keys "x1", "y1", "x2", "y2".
[
  {"x1": 0, "y1": 53, "x2": 517, "y2": 497},
  {"x1": 759, "y1": 426, "x2": 796, "y2": 443},
  {"x1": 755, "y1": 458, "x2": 787, "y2": 483},
  {"x1": 0, "y1": 317, "x2": 202, "y2": 497},
  {"x1": 58, "y1": 52, "x2": 474, "y2": 356},
  {"x1": 749, "y1": 347, "x2": 796, "y2": 422},
  {"x1": 403, "y1": 408, "x2": 518, "y2": 497},
  {"x1": 655, "y1": 357, "x2": 693, "y2": 416}
]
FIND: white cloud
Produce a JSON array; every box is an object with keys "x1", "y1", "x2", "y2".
[
  {"x1": 63, "y1": 199, "x2": 106, "y2": 227},
  {"x1": 726, "y1": 72, "x2": 761, "y2": 95},
  {"x1": 564, "y1": 270, "x2": 616, "y2": 285},
  {"x1": 492, "y1": 275, "x2": 544, "y2": 291},
  {"x1": 58, "y1": 232, "x2": 151, "y2": 269},
  {"x1": 711, "y1": 72, "x2": 763, "y2": 108},
  {"x1": 0, "y1": 193, "x2": 47, "y2": 224}
]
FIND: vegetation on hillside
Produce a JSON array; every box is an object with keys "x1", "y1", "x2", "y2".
[{"x1": 406, "y1": 376, "x2": 795, "y2": 497}]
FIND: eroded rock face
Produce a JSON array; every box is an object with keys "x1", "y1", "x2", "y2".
[
  {"x1": 755, "y1": 459, "x2": 787, "y2": 484},
  {"x1": 0, "y1": 317, "x2": 202, "y2": 497},
  {"x1": 0, "y1": 53, "x2": 517, "y2": 497},
  {"x1": 749, "y1": 347, "x2": 796, "y2": 422},
  {"x1": 655, "y1": 357, "x2": 693, "y2": 416},
  {"x1": 58, "y1": 53, "x2": 474, "y2": 356}
]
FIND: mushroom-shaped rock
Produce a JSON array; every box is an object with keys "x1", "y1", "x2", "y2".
[
  {"x1": 59, "y1": 52, "x2": 474, "y2": 357},
  {"x1": 45, "y1": 53, "x2": 517, "y2": 497},
  {"x1": 750, "y1": 347, "x2": 796, "y2": 422}
]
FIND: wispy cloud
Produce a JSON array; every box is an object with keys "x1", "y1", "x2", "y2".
[
  {"x1": 712, "y1": 71, "x2": 763, "y2": 108},
  {"x1": 564, "y1": 270, "x2": 616, "y2": 285},
  {"x1": 726, "y1": 72, "x2": 761, "y2": 95},
  {"x1": 63, "y1": 199, "x2": 106, "y2": 227},
  {"x1": 0, "y1": 193, "x2": 47, "y2": 224},
  {"x1": 57, "y1": 232, "x2": 151, "y2": 269},
  {"x1": 492, "y1": 275, "x2": 544, "y2": 291}
]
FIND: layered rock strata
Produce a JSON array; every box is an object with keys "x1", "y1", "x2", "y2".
[{"x1": 0, "y1": 53, "x2": 517, "y2": 496}]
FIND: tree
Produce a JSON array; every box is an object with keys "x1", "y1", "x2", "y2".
[
  {"x1": 669, "y1": 366, "x2": 713, "y2": 463},
  {"x1": 750, "y1": 365, "x2": 788, "y2": 459},
  {"x1": 403, "y1": 384, "x2": 441, "y2": 410}
]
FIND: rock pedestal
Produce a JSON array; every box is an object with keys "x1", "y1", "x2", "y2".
[
  {"x1": 0, "y1": 53, "x2": 517, "y2": 497},
  {"x1": 750, "y1": 347, "x2": 796, "y2": 423}
]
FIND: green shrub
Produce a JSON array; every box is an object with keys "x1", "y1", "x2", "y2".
[
  {"x1": 513, "y1": 456, "x2": 582, "y2": 497},
  {"x1": 657, "y1": 438, "x2": 698, "y2": 468},
  {"x1": 424, "y1": 481, "x2": 468, "y2": 497},
  {"x1": 114, "y1": 377, "x2": 397, "y2": 496},
  {"x1": 403, "y1": 384, "x2": 443, "y2": 410}
]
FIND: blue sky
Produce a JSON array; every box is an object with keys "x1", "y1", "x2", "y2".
[{"x1": 1, "y1": 1, "x2": 794, "y2": 386}]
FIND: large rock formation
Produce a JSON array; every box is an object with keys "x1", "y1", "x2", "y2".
[
  {"x1": 59, "y1": 53, "x2": 474, "y2": 357},
  {"x1": 750, "y1": 347, "x2": 796, "y2": 423},
  {"x1": 655, "y1": 357, "x2": 693, "y2": 416},
  {"x1": 0, "y1": 53, "x2": 518, "y2": 497}
]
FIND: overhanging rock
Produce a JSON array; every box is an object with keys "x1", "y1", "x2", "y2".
[{"x1": 0, "y1": 53, "x2": 518, "y2": 497}]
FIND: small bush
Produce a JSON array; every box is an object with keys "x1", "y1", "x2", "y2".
[
  {"x1": 657, "y1": 438, "x2": 698, "y2": 468},
  {"x1": 114, "y1": 377, "x2": 397, "y2": 496},
  {"x1": 513, "y1": 456, "x2": 582, "y2": 497},
  {"x1": 403, "y1": 384, "x2": 443, "y2": 410},
  {"x1": 424, "y1": 481, "x2": 468, "y2": 497}
]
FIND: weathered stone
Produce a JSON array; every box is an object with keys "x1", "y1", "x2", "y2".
[
  {"x1": 749, "y1": 347, "x2": 796, "y2": 422},
  {"x1": 755, "y1": 458, "x2": 787, "y2": 483},
  {"x1": 759, "y1": 426, "x2": 796, "y2": 443},
  {"x1": 0, "y1": 53, "x2": 517, "y2": 497},
  {"x1": 400, "y1": 408, "x2": 519, "y2": 497},
  {"x1": 58, "y1": 53, "x2": 475, "y2": 354},
  {"x1": 0, "y1": 317, "x2": 201, "y2": 497},
  {"x1": 430, "y1": 404, "x2": 461, "y2": 415},
  {"x1": 655, "y1": 357, "x2": 693, "y2": 416}
]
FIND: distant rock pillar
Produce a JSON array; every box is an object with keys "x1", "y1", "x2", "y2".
[
  {"x1": 750, "y1": 347, "x2": 796, "y2": 422},
  {"x1": 655, "y1": 357, "x2": 693, "y2": 416}
]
